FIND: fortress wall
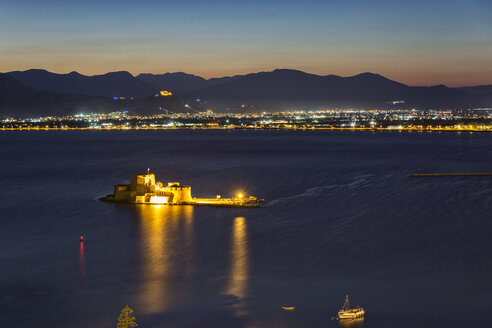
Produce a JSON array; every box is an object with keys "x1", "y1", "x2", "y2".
[
  {"x1": 113, "y1": 184, "x2": 131, "y2": 201},
  {"x1": 164, "y1": 186, "x2": 192, "y2": 204}
]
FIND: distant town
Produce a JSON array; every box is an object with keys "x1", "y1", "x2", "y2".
[{"x1": 2, "y1": 108, "x2": 492, "y2": 132}]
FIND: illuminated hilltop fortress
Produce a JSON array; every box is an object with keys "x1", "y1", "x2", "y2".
[{"x1": 102, "y1": 171, "x2": 263, "y2": 207}]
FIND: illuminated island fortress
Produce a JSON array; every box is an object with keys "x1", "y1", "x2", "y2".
[{"x1": 101, "y1": 171, "x2": 263, "y2": 207}]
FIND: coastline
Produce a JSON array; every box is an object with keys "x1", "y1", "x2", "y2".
[{"x1": 2, "y1": 125, "x2": 492, "y2": 133}]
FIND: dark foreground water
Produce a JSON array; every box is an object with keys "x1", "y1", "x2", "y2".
[{"x1": 1, "y1": 130, "x2": 491, "y2": 328}]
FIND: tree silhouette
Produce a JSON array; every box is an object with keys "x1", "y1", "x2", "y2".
[{"x1": 117, "y1": 305, "x2": 138, "y2": 328}]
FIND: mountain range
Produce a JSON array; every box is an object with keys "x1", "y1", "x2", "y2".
[
  {"x1": 8, "y1": 69, "x2": 156, "y2": 99},
  {"x1": 1, "y1": 68, "x2": 492, "y2": 118},
  {"x1": 182, "y1": 69, "x2": 492, "y2": 110},
  {"x1": 0, "y1": 72, "x2": 190, "y2": 118},
  {"x1": 137, "y1": 72, "x2": 241, "y2": 94}
]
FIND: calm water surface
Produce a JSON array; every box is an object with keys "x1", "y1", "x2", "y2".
[{"x1": 0, "y1": 130, "x2": 491, "y2": 328}]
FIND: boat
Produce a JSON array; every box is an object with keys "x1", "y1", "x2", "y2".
[
  {"x1": 279, "y1": 306, "x2": 295, "y2": 311},
  {"x1": 337, "y1": 295, "x2": 365, "y2": 320}
]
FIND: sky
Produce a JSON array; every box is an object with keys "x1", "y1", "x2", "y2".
[{"x1": 0, "y1": 0, "x2": 491, "y2": 86}]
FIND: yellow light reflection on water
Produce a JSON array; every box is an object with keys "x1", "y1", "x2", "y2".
[
  {"x1": 225, "y1": 216, "x2": 249, "y2": 314},
  {"x1": 137, "y1": 205, "x2": 194, "y2": 314},
  {"x1": 337, "y1": 317, "x2": 364, "y2": 328}
]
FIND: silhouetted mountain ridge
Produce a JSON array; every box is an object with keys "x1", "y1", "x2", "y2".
[
  {"x1": 456, "y1": 85, "x2": 492, "y2": 95},
  {"x1": 182, "y1": 69, "x2": 491, "y2": 109},
  {"x1": 2, "y1": 68, "x2": 492, "y2": 116},
  {"x1": 0, "y1": 73, "x2": 36, "y2": 99},
  {"x1": 137, "y1": 72, "x2": 241, "y2": 94},
  {"x1": 8, "y1": 69, "x2": 157, "y2": 98}
]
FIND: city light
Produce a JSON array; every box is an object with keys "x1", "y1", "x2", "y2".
[{"x1": 1, "y1": 108, "x2": 491, "y2": 132}]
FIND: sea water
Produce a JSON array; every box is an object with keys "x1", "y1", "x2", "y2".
[{"x1": 0, "y1": 130, "x2": 491, "y2": 327}]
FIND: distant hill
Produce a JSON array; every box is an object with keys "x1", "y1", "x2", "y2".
[
  {"x1": 0, "y1": 92, "x2": 194, "y2": 118},
  {"x1": 7, "y1": 69, "x2": 157, "y2": 99},
  {"x1": 0, "y1": 92, "x2": 120, "y2": 118},
  {"x1": 137, "y1": 72, "x2": 209, "y2": 93},
  {"x1": 131, "y1": 94, "x2": 195, "y2": 115},
  {"x1": 137, "y1": 72, "x2": 241, "y2": 94},
  {"x1": 183, "y1": 69, "x2": 492, "y2": 110},
  {"x1": 0, "y1": 74, "x2": 36, "y2": 99},
  {"x1": 0, "y1": 73, "x2": 194, "y2": 118},
  {"x1": 456, "y1": 85, "x2": 492, "y2": 95}
]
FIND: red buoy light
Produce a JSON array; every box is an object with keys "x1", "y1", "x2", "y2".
[{"x1": 80, "y1": 236, "x2": 84, "y2": 242}]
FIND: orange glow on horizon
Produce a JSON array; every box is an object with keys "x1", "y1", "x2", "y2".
[{"x1": 1, "y1": 61, "x2": 491, "y2": 87}]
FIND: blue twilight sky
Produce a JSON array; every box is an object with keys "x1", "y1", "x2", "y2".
[{"x1": 1, "y1": 0, "x2": 491, "y2": 86}]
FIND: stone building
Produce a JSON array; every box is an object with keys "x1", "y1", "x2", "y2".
[{"x1": 112, "y1": 173, "x2": 192, "y2": 204}]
